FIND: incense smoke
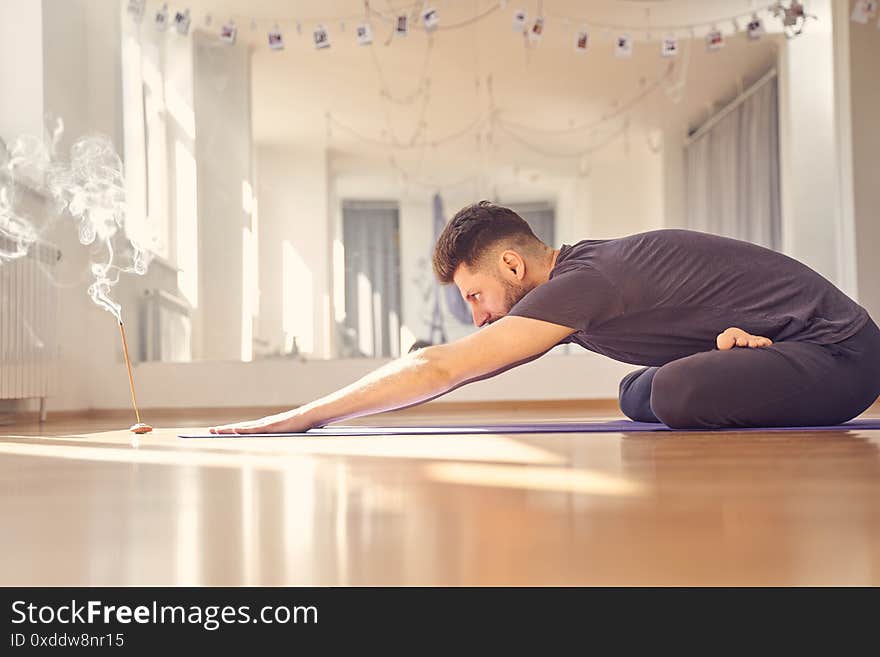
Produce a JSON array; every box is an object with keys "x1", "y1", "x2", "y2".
[
  {"x1": 0, "y1": 137, "x2": 40, "y2": 263},
  {"x1": 0, "y1": 124, "x2": 151, "y2": 322}
]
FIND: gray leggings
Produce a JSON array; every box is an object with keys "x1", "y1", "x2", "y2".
[{"x1": 618, "y1": 317, "x2": 880, "y2": 430}]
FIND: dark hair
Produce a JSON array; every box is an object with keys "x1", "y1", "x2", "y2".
[
  {"x1": 432, "y1": 201, "x2": 542, "y2": 284},
  {"x1": 408, "y1": 339, "x2": 433, "y2": 353}
]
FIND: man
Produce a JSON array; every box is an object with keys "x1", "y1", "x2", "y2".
[{"x1": 210, "y1": 201, "x2": 880, "y2": 434}]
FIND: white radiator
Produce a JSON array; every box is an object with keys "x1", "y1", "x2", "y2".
[
  {"x1": 140, "y1": 289, "x2": 192, "y2": 362},
  {"x1": 0, "y1": 241, "x2": 60, "y2": 418}
]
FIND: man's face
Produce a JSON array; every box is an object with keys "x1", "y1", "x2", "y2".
[{"x1": 452, "y1": 258, "x2": 531, "y2": 328}]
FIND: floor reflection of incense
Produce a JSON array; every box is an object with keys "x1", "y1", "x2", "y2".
[{"x1": 119, "y1": 321, "x2": 152, "y2": 433}]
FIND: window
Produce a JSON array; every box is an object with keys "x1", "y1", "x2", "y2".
[{"x1": 339, "y1": 201, "x2": 402, "y2": 358}]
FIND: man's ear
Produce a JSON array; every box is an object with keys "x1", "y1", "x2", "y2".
[{"x1": 500, "y1": 250, "x2": 526, "y2": 281}]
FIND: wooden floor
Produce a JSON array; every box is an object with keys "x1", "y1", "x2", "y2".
[{"x1": 3, "y1": 402, "x2": 880, "y2": 586}]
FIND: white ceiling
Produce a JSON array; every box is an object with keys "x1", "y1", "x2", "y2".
[{"x1": 184, "y1": 1, "x2": 784, "y2": 177}]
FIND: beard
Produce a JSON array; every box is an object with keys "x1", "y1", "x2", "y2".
[{"x1": 499, "y1": 277, "x2": 533, "y2": 316}]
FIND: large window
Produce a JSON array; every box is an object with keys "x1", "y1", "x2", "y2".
[{"x1": 339, "y1": 201, "x2": 402, "y2": 358}]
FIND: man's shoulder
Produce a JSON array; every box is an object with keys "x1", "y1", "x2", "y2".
[{"x1": 566, "y1": 228, "x2": 704, "y2": 250}]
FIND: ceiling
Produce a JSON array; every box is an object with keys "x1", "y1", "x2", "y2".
[{"x1": 181, "y1": 1, "x2": 785, "y2": 178}]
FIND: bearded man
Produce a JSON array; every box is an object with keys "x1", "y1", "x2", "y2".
[{"x1": 211, "y1": 201, "x2": 880, "y2": 434}]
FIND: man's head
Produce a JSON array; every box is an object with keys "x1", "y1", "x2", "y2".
[{"x1": 433, "y1": 201, "x2": 550, "y2": 327}]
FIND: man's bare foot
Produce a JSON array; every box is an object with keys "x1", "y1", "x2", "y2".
[{"x1": 716, "y1": 327, "x2": 773, "y2": 351}]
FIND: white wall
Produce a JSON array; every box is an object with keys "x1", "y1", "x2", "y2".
[
  {"x1": 662, "y1": 124, "x2": 687, "y2": 229},
  {"x1": 193, "y1": 29, "x2": 253, "y2": 361},
  {"x1": 0, "y1": 1, "x2": 43, "y2": 141},
  {"x1": 588, "y1": 135, "x2": 666, "y2": 238},
  {"x1": 37, "y1": 0, "x2": 130, "y2": 412},
  {"x1": 847, "y1": 4, "x2": 880, "y2": 322},
  {"x1": 255, "y1": 143, "x2": 330, "y2": 358},
  {"x1": 118, "y1": 0, "x2": 197, "y2": 361},
  {"x1": 777, "y1": 0, "x2": 843, "y2": 286}
]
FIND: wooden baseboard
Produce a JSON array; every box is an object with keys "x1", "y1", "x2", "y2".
[
  {"x1": 6, "y1": 398, "x2": 623, "y2": 424},
  {"x1": 9, "y1": 396, "x2": 880, "y2": 424}
]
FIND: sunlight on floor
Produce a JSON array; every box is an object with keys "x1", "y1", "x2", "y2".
[
  {"x1": 0, "y1": 425, "x2": 567, "y2": 467},
  {"x1": 423, "y1": 462, "x2": 644, "y2": 497}
]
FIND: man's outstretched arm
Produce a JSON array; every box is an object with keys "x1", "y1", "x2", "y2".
[{"x1": 209, "y1": 316, "x2": 576, "y2": 434}]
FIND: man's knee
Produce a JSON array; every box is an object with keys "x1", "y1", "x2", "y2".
[
  {"x1": 617, "y1": 369, "x2": 639, "y2": 412},
  {"x1": 650, "y1": 365, "x2": 717, "y2": 430},
  {"x1": 618, "y1": 367, "x2": 658, "y2": 423},
  {"x1": 618, "y1": 380, "x2": 644, "y2": 422}
]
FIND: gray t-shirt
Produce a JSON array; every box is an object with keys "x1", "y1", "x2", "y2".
[{"x1": 508, "y1": 228, "x2": 870, "y2": 366}]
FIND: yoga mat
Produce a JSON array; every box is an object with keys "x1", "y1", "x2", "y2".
[{"x1": 178, "y1": 417, "x2": 880, "y2": 438}]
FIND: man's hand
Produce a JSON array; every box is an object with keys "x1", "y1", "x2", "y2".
[
  {"x1": 209, "y1": 408, "x2": 311, "y2": 435},
  {"x1": 716, "y1": 326, "x2": 773, "y2": 351}
]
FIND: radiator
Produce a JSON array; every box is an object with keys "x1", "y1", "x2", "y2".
[
  {"x1": 0, "y1": 241, "x2": 61, "y2": 419},
  {"x1": 140, "y1": 288, "x2": 192, "y2": 362}
]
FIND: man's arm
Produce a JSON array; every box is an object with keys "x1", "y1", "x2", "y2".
[{"x1": 209, "y1": 316, "x2": 576, "y2": 434}]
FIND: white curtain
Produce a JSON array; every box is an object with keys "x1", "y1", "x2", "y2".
[
  {"x1": 340, "y1": 200, "x2": 402, "y2": 358},
  {"x1": 685, "y1": 72, "x2": 781, "y2": 250}
]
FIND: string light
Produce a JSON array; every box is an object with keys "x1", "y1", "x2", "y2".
[
  {"x1": 497, "y1": 61, "x2": 676, "y2": 136},
  {"x1": 497, "y1": 118, "x2": 631, "y2": 160},
  {"x1": 368, "y1": 30, "x2": 434, "y2": 106},
  {"x1": 328, "y1": 57, "x2": 677, "y2": 189},
  {"x1": 126, "y1": 1, "x2": 813, "y2": 50},
  {"x1": 327, "y1": 113, "x2": 489, "y2": 151},
  {"x1": 124, "y1": 0, "x2": 827, "y2": 187}
]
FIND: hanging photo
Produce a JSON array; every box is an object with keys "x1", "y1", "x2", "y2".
[
  {"x1": 706, "y1": 29, "x2": 724, "y2": 51},
  {"x1": 661, "y1": 35, "x2": 678, "y2": 57},
  {"x1": 614, "y1": 34, "x2": 633, "y2": 58},
  {"x1": 127, "y1": 0, "x2": 145, "y2": 24},
  {"x1": 154, "y1": 4, "x2": 169, "y2": 31},
  {"x1": 220, "y1": 22, "x2": 237, "y2": 44},
  {"x1": 422, "y1": 7, "x2": 439, "y2": 31},
  {"x1": 747, "y1": 15, "x2": 765, "y2": 39},
  {"x1": 313, "y1": 24, "x2": 331, "y2": 49},
  {"x1": 574, "y1": 30, "x2": 589, "y2": 53},
  {"x1": 512, "y1": 9, "x2": 527, "y2": 32},
  {"x1": 268, "y1": 28, "x2": 284, "y2": 50},
  {"x1": 396, "y1": 15, "x2": 408, "y2": 36},
  {"x1": 529, "y1": 17, "x2": 544, "y2": 42},
  {"x1": 173, "y1": 9, "x2": 191, "y2": 35},
  {"x1": 356, "y1": 23, "x2": 373, "y2": 45},
  {"x1": 851, "y1": 0, "x2": 871, "y2": 23}
]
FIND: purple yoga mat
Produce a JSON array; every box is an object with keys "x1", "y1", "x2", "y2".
[{"x1": 178, "y1": 417, "x2": 880, "y2": 438}]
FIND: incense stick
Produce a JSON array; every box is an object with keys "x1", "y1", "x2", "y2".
[{"x1": 118, "y1": 320, "x2": 141, "y2": 424}]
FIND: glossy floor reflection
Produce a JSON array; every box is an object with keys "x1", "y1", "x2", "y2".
[{"x1": 3, "y1": 404, "x2": 880, "y2": 585}]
